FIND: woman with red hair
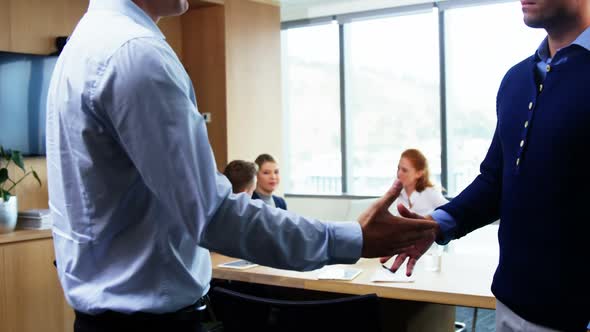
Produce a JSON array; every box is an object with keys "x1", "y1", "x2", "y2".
[{"x1": 393, "y1": 149, "x2": 448, "y2": 216}]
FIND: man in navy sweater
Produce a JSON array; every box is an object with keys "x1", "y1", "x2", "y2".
[{"x1": 386, "y1": 1, "x2": 590, "y2": 331}]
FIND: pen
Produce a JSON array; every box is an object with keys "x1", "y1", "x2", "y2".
[{"x1": 381, "y1": 264, "x2": 395, "y2": 273}]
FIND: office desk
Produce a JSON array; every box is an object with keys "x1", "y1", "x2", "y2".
[
  {"x1": 211, "y1": 225, "x2": 500, "y2": 332},
  {"x1": 212, "y1": 251, "x2": 496, "y2": 309}
]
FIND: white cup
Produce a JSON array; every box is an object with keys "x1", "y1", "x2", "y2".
[{"x1": 423, "y1": 243, "x2": 443, "y2": 272}]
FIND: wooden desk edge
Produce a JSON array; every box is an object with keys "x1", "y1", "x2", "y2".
[
  {"x1": 0, "y1": 229, "x2": 52, "y2": 244},
  {"x1": 302, "y1": 280, "x2": 496, "y2": 309},
  {"x1": 211, "y1": 253, "x2": 496, "y2": 310}
]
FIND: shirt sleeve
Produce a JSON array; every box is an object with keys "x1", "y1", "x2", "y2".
[
  {"x1": 430, "y1": 209, "x2": 457, "y2": 245},
  {"x1": 94, "y1": 38, "x2": 362, "y2": 271}
]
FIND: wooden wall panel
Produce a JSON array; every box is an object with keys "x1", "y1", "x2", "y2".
[
  {"x1": 8, "y1": 0, "x2": 53, "y2": 54},
  {"x1": 0, "y1": 0, "x2": 10, "y2": 50},
  {"x1": 249, "y1": 0, "x2": 280, "y2": 6},
  {"x1": 5, "y1": 157, "x2": 48, "y2": 211},
  {"x1": 224, "y1": 0, "x2": 282, "y2": 164},
  {"x1": 189, "y1": 0, "x2": 224, "y2": 7},
  {"x1": 158, "y1": 16, "x2": 184, "y2": 61},
  {"x1": 0, "y1": 239, "x2": 73, "y2": 332},
  {"x1": 8, "y1": 0, "x2": 87, "y2": 54},
  {"x1": 182, "y1": 6, "x2": 228, "y2": 170},
  {"x1": 61, "y1": 0, "x2": 88, "y2": 36}
]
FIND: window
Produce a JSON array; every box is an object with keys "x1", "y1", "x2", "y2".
[
  {"x1": 282, "y1": 24, "x2": 342, "y2": 194},
  {"x1": 345, "y1": 10, "x2": 440, "y2": 195},
  {"x1": 444, "y1": 1, "x2": 546, "y2": 195},
  {"x1": 282, "y1": 1, "x2": 548, "y2": 196}
]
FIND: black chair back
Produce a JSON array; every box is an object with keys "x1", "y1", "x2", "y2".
[{"x1": 210, "y1": 286, "x2": 382, "y2": 332}]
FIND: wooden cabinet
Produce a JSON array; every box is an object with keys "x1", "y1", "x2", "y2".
[{"x1": 0, "y1": 231, "x2": 74, "y2": 332}]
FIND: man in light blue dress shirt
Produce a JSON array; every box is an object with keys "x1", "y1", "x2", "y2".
[{"x1": 45, "y1": 1, "x2": 436, "y2": 331}]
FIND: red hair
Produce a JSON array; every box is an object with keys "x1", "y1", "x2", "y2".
[{"x1": 401, "y1": 149, "x2": 433, "y2": 192}]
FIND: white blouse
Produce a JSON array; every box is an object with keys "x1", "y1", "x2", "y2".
[{"x1": 390, "y1": 187, "x2": 448, "y2": 217}]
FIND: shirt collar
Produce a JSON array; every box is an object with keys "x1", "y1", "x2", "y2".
[
  {"x1": 88, "y1": 0, "x2": 165, "y2": 39},
  {"x1": 255, "y1": 191, "x2": 273, "y2": 200},
  {"x1": 535, "y1": 26, "x2": 590, "y2": 62}
]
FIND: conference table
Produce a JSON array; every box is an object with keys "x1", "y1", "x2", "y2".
[{"x1": 211, "y1": 225, "x2": 500, "y2": 332}]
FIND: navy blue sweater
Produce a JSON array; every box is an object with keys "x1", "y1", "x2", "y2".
[{"x1": 440, "y1": 52, "x2": 590, "y2": 331}]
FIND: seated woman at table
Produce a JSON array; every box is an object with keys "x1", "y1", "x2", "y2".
[
  {"x1": 392, "y1": 148, "x2": 448, "y2": 216},
  {"x1": 252, "y1": 153, "x2": 287, "y2": 210},
  {"x1": 223, "y1": 160, "x2": 257, "y2": 196}
]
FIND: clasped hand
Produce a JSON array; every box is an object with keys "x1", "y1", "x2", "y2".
[{"x1": 357, "y1": 180, "x2": 438, "y2": 276}]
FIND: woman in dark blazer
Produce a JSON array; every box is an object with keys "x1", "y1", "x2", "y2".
[{"x1": 252, "y1": 154, "x2": 287, "y2": 210}]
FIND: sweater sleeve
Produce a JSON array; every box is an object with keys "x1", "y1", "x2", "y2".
[{"x1": 434, "y1": 66, "x2": 514, "y2": 241}]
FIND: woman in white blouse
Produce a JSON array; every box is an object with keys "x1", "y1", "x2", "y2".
[{"x1": 392, "y1": 149, "x2": 448, "y2": 216}]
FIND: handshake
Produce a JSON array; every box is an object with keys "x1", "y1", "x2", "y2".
[{"x1": 357, "y1": 180, "x2": 439, "y2": 276}]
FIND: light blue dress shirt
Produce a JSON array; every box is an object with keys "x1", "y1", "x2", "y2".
[
  {"x1": 46, "y1": 0, "x2": 362, "y2": 315},
  {"x1": 431, "y1": 26, "x2": 590, "y2": 246}
]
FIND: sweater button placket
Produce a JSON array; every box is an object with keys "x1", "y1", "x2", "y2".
[{"x1": 519, "y1": 99, "x2": 535, "y2": 168}]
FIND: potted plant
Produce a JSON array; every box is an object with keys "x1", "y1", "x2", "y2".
[{"x1": 0, "y1": 145, "x2": 41, "y2": 234}]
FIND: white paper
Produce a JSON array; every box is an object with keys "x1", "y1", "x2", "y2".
[
  {"x1": 218, "y1": 259, "x2": 259, "y2": 270},
  {"x1": 317, "y1": 267, "x2": 362, "y2": 280},
  {"x1": 370, "y1": 267, "x2": 415, "y2": 283}
]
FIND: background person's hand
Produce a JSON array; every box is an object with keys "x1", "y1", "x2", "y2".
[
  {"x1": 358, "y1": 180, "x2": 437, "y2": 258},
  {"x1": 379, "y1": 204, "x2": 439, "y2": 276}
]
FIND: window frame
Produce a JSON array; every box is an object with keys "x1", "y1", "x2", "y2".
[{"x1": 281, "y1": 0, "x2": 532, "y2": 198}]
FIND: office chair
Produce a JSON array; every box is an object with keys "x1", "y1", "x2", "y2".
[{"x1": 209, "y1": 286, "x2": 382, "y2": 332}]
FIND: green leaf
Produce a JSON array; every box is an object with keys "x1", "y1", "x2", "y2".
[
  {"x1": 11, "y1": 151, "x2": 25, "y2": 172},
  {"x1": 32, "y1": 170, "x2": 42, "y2": 187},
  {"x1": 0, "y1": 168, "x2": 7, "y2": 184},
  {"x1": 2, "y1": 148, "x2": 10, "y2": 161},
  {"x1": 0, "y1": 146, "x2": 5, "y2": 158},
  {"x1": 1, "y1": 190, "x2": 10, "y2": 202}
]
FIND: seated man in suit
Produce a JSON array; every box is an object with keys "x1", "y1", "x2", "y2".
[{"x1": 223, "y1": 160, "x2": 257, "y2": 196}]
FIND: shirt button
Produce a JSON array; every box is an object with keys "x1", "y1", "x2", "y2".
[
  {"x1": 546, "y1": 64, "x2": 551, "y2": 72},
  {"x1": 524, "y1": 121, "x2": 529, "y2": 128},
  {"x1": 516, "y1": 158, "x2": 520, "y2": 166},
  {"x1": 539, "y1": 84, "x2": 543, "y2": 92},
  {"x1": 528, "y1": 102, "x2": 533, "y2": 110},
  {"x1": 520, "y1": 140, "x2": 524, "y2": 147}
]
